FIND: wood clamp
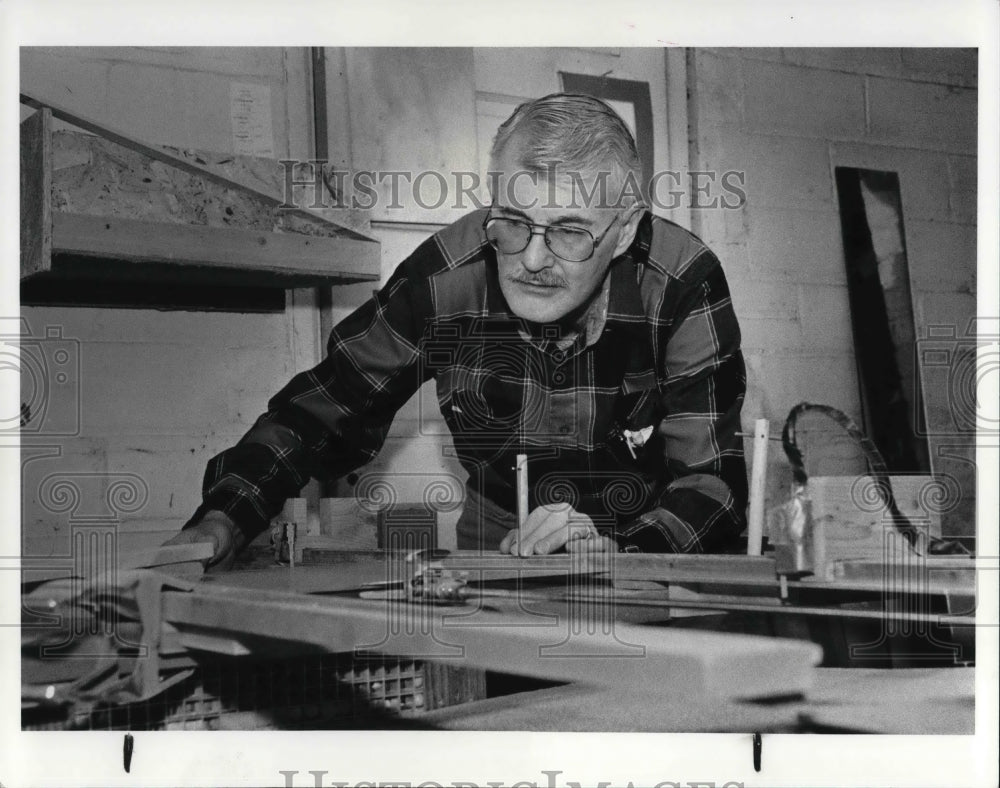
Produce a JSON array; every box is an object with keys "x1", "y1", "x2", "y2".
[{"x1": 404, "y1": 548, "x2": 470, "y2": 604}]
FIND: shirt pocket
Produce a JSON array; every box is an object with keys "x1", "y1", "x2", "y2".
[
  {"x1": 605, "y1": 386, "x2": 663, "y2": 468},
  {"x1": 615, "y1": 386, "x2": 661, "y2": 433}
]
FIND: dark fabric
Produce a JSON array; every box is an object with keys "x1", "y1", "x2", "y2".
[
  {"x1": 455, "y1": 487, "x2": 519, "y2": 551},
  {"x1": 188, "y1": 209, "x2": 748, "y2": 553}
]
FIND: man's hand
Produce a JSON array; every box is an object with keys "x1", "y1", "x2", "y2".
[
  {"x1": 162, "y1": 511, "x2": 238, "y2": 572},
  {"x1": 498, "y1": 502, "x2": 616, "y2": 556}
]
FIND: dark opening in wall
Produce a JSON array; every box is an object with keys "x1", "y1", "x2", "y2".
[{"x1": 834, "y1": 167, "x2": 930, "y2": 473}]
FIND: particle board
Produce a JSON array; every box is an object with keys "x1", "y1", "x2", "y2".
[{"x1": 20, "y1": 100, "x2": 381, "y2": 290}]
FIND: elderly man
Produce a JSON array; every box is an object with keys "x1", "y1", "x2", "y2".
[{"x1": 170, "y1": 93, "x2": 747, "y2": 568}]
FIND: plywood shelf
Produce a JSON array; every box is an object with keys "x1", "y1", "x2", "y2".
[{"x1": 20, "y1": 100, "x2": 381, "y2": 291}]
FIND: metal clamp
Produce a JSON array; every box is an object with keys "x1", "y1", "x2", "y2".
[{"x1": 404, "y1": 549, "x2": 470, "y2": 604}]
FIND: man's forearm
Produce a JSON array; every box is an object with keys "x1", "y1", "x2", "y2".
[{"x1": 184, "y1": 411, "x2": 319, "y2": 548}]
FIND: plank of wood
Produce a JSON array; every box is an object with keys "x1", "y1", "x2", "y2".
[
  {"x1": 809, "y1": 474, "x2": 944, "y2": 563},
  {"x1": 419, "y1": 667, "x2": 974, "y2": 733},
  {"x1": 21, "y1": 542, "x2": 213, "y2": 583},
  {"x1": 21, "y1": 92, "x2": 378, "y2": 243},
  {"x1": 201, "y1": 555, "x2": 586, "y2": 595},
  {"x1": 799, "y1": 667, "x2": 974, "y2": 734},
  {"x1": 419, "y1": 681, "x2": 804, "y2": 732},
  {"x1": 51, "y1": 212, "x2": 380, "y2": 283},
  {"x1": 163, "y1": 583, "x2": 823, "y2": 700},
  {"x1": 20, "y1": 107, "x2": 52, "y2": 277},
  {"x1": 175, "y1": 628, "x2": 252, "y2": 657},
  {"x1": 285, "y1": 549, "x2": 971, "y2": 599},
  {"x1": 123, "y1": 542, "x2": 215, "y2": 570},
  {"x1": 291, "y1": 549, "x2": 780, "y2": 588}
]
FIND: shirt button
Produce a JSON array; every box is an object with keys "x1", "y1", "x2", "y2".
[
  {"x1": 553, "y1": 350, "x2": 565, "y2": 362},
  {"x1": 559, "y1": 425, "x2": 572, "y2": 434}
]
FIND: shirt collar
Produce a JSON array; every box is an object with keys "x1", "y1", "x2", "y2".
[{"x1": 604, "y1": 251, "x2": 647, "y2": 331}]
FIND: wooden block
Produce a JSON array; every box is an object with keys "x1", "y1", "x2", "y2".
[
  {"x1": 319, "y1": 497, "x2": 378, "y2": 549},
  {"x1": 277, "y1": 497, "x2": 308, "y2": 526},
  {"x1": 808, "y1": 474, "x2": 943, "y2": 562},
  {"x1": 377, "y1": 504, "x2": 438, "y2": 552}
]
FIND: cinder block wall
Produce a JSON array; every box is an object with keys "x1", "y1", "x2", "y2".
[
  {"x1": 687, "y1": 48, "x2": 978, "y2": 537},
  {"x1": 20, "y1": 46, "x2": 312, "y2": 154},
  {"x1": 19, "y1": 47, "x2": 315, "y2": 553}
]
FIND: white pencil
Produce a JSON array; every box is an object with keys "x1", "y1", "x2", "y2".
[{"x1": 516, "y1": 453, "x2": 529, "y2": 532}]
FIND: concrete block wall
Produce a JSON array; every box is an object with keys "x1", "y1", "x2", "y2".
[
  {"x1": 687, "y1": 48, "x2": 978, "y2": 537},
  {"x1": 19, "y1": 47, "x2": 316, "y2": 553},
  {"x1": 18, "y1": 310, "x2": 296, "y2": 554},
  {"x1": 20, "y1": 46, "x2": 313, "y2": 157}
]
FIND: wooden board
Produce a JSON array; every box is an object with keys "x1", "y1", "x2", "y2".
[
  {"x1": 22, "y1": 541, "x2": 213, "y2": 583},
  {"x1": 420, "y1": 667, "x2": 974, "y2": 733},
  {"x1": 798, "y1": 666, "x2": 974, "y2": 734},
  {"x1": 418, "y1": 681, "x2": 804, "y2": 732},
  {"x1": 808, "y1": 474, "x2": 944, "y2": 563},
  {"x1": 51, "y1": 212, "x2": 379, "y2": 284},
  {"x1": 163, "y1": 582, "x2": 823, "y2": 700},
  {"x1": 20, "y1": 108, "x2": 51, "y2": 277}
]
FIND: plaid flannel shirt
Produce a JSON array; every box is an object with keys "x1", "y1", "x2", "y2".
[{"x1": 188, "y1": 209, "x2": 748, "y2": 553}]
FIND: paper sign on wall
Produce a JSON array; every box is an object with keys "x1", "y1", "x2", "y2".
[{"x1": 230, "y1": 82, "x2": 274, "y2": 157}]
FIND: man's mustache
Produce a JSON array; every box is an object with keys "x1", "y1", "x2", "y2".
[{"x1": 508, "y1": 273, "x2": 567, "y2": 288}]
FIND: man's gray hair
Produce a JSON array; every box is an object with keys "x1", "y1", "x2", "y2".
[{"x1": 489, "y1": 92, "x2": 644, "y2": 209}]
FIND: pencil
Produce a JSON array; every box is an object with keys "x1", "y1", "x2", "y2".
[{"x1": 516, "y1": 453, "x2": 529, "y2": 533}]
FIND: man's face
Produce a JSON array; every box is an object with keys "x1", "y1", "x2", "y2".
[{"x1": 491, "y1": 147, "x2": 635, "y2": 325}]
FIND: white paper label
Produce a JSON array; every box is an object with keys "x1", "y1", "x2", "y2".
[{"x1": 230, "y1": 82, "x2": 274, "y2": 157}]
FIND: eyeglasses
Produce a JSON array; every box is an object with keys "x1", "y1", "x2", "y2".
[{"x1": 483, "y1": 213, "x2": 619, "y2": 263}]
